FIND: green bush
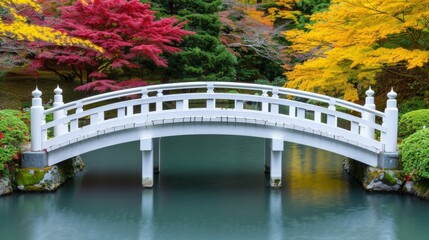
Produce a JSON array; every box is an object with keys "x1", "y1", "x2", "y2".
[
  {"x1": 398, "y1": 109, "x2": 429, "y2": 139},
  {"x1": 0, "y1": 109, "x2": 29, "y2": 176},
  {"x1": 400, "y1": 129, "x2": 429, "y2": 181},
  {"x1": 398, "y1": 97, "x2": 426, "y2": 118}
]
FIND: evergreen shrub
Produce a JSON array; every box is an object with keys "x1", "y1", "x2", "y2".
[
  {"x1": 400, "y1": 129, "x2": 429, "y2": 181},
  {"x1": 0, "y1": 110, "x2": 29, "y2": 176},
  {"x1": 398, "y1": 109, "x2": 429, "y2": 139}
]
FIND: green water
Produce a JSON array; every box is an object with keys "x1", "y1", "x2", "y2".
[{"x1": 1, "y1": 135, "x2": 428, "y2": 240}]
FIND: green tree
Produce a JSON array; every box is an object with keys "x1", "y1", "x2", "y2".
[{"x1": 149, "y1": 0, "x2": 237, "y2": 82}]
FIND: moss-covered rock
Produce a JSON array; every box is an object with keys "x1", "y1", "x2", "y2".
[
  {"x1": 344, "y1": 158, "x2": 403, "y2": 192},
  {"x1": 15, "y1": 156, "x2": 85, "y2": 192},
  {"x1": 364, "y1": 168, "x2": 403, "y2": 191},
  {"x1": 382, "y1": 172, "x2": 398, "y2": 186},
  {"x1": 16, "y1": 166, "x2": 65, "y2": 191}
]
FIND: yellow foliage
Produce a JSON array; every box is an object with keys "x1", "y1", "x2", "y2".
[
  {"x1": 245, "y1": 7, "x2": 273, "y2": 26},
  {"x1": 267, "y1": 0, "x2": 301, "y2": 23},
  {"x1": 0, "y1": 0, "x2": 40, "y2": 11},
  {"x1": 284, "y1": 0, "x2": 429, "y2": 101},
  {"x1": 236, "y1": 0, "x2": 277, "y2": 5},
  {"x1": 0, "y1": 0, "x2": 102, "y2": 52}
]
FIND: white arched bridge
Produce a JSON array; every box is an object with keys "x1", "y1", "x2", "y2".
[{"x1": 23, "y1": 82, "x2": 399, "y2": 187}]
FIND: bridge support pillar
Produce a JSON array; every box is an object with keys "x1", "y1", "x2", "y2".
[
  {"x1": 153, "y1": 138, "x2": 161, "y2": 173},
  {"x1": 264, "y1": 139, "x2": 271, "y2": 173},
  {"x1": 270, "y1": 139, "x2": 283, "y2": 188},
  {"x1": 141, "y1": 138, "x2": 154, "y2": 188}
]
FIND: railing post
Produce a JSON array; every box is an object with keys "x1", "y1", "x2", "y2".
[
  {"x1": 327, "y1": 99, "x2": 337, "y2": 126},
  {"x1": 206, "y1": 83, "x2": 215, "y2": 109},
  {"x1": 176, "y1": 99, "x2": 188, "y2": 110},
  {"x1": 262, "y1": 90, "x2": 269, "y2": 112},
  {"x1": 383, "y1": 89, "x2": 398, "y2": 152},
  {"x1": 362, "y1": 87, "x2": 375, "y2": 139},
  {"x1": 270, "y1": 87, "x2": 279, "y2": 114},
  {"x1": 141, "y1": 88, "x2": 149, "y2": 113},
  {"x1": 127, "y1": 105, "x2": 134, "y2": 116},
  {"x1": 235, "y1": 99, "x2": 243, "y2": 110},
  {"x1": 70, "y1": 101, "x2": 83, "y2": 131},
  {"x1": 30, "y1": 87, "x2": 44, "y2": 151},
  {"x1": 156, "y1": 90, "x2": 163, "y2": 112},
  {"x1": 297, "y1": 108, "x2": 305, "y2": 119},
  {"x1": 53, "y1": 85, "x2": 66, "y2": 137}
]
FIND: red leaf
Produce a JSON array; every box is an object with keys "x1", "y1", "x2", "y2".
[
  {"x1": 116, "y1": 78, "x2": 148, "y2": 88},
  {"x1": 88, "y1": 71, "x2": 108, "y2": 79},
  {"x1": 74, "y1": 80, "x2": 121, "y2": 93},
  {"x1": 32, "y1": 0, "x2": 193, "y2": 85}
]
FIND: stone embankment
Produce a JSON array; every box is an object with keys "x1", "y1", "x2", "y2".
[
  {"x1": 0, "y1": 156, "x2": 84, "y2": 196},
  {"x1": 344, "y1": 158, "x2": 429, "y2": 199}
]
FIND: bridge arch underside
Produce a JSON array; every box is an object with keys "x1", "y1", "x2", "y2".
[{"x1": 46, "y1": 122, "x2": 379, "y2": 167}]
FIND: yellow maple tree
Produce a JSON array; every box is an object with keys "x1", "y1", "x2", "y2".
[
  {"x1": 0, "y1": 0, "x2": 102, "y2": 52},
  {"x1": 284, "y1": 0, "x2": 429, "y2": 101},
  {"x1": 245, "y1": 7, "x2": 274, "y2": 26},
  {"x1": 266, "y1": 0, "x2": 301, "y2": 23}
]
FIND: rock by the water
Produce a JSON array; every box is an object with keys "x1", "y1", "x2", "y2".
[
  {"x1": 15, "y1": 156, "x2": 85, "y2": 192},
  {"x1": 344, "y1": 158, "x2": 403, "y2": 192},
  {"x1": 0, "y1": 177, "x2": 13, "y2": 195},
  {"x1": 16, "y1": 165, "x2": 65, "y2": 191},
  {"x1": 402, "y1": 181, "x2": 429, "y2": 199},
  {"x1": 364, "y1": 168, "x2": 403, "y2": 192}
]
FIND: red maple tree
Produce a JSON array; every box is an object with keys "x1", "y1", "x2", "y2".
[{"x1": 30, "y1": 0, "x2": 192, "y2": 92}]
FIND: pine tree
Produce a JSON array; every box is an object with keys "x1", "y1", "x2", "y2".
[{"x1": 149, "y1": 0, "x2": 237, "y2": 82}]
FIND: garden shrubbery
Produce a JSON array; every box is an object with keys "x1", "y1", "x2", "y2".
[
  {"x1": 0, "y1": 109, "x2": 29, "y2": 177},
  {"x1": 400, "y1": 128, "x2": 429, "y2": 181},
  {"x1": 398, "y1": 109, "x2": 429, "y2": 139},
  {"x1": 398, "y1": 96, "x2": 426, "y2": 118}
]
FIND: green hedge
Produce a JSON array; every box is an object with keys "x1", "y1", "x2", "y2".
[
  {"x1": 0, "y1": 110, "x2": 29, "y2": 176},
  {"x1": 398, "y1": 109, "x2": 429, "y2": 139},
  {"x1": 400, "y1": 128, "x2": 429, "y2": 181}
]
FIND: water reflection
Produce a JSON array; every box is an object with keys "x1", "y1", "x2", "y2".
[
  {"x1": 140, "y1": 190, "x2": 154, "y2": 240},
  {"x1": 285, "y1": 143, "x2": 348, "y2": 207},
  {"x1": 1, "y1": 136, "x2": 429, "y2": 240},
  {"x1": 268, "y1": 190, "x2": 283, "y2": 240}
]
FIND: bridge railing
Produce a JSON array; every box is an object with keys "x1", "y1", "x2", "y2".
[{"x1": 29, "y1": 82, "x2": 397, "y2": 153}]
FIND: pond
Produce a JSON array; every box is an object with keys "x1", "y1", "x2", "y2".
[{"x1": 0, "y1": 135, "x2": 427, "y2": 240}]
